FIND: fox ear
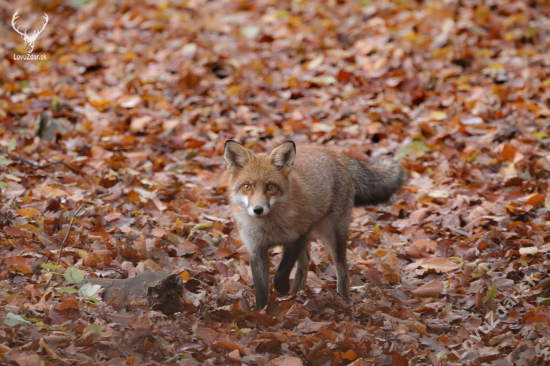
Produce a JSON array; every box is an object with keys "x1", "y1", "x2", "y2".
[
  {"x1": 270, "y1": 141, "x2": 296, "y2": 173},
  {"x1": 224, "y1": 140, "x2": 252, "y2": 172}
]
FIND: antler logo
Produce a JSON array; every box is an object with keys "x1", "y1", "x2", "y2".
[{"x1": 11, "y1": 10, "x2": 49, "y2": 54}]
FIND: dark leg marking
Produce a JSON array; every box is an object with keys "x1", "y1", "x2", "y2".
[
  {"x1": 291, "y1": 245, "x2": 310, "y2": 293},
  {"x1": 250, "y1": 249, "x2": 270, "y2": 310},
  {"x1": 274, "y1": 234, "x2": 309, "y2": 295}
]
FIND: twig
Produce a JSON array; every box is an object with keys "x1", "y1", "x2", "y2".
[
  {"x1": 0, "y1": 147, "x2": 38, "y2": 166},
  {"x1": 31, "y1": 160, "x2": 83, "y2": 174},
  {"x1": 164, "y1": 354, "x2": 182, "y2": 363},
  {"x1": 54, "y1": 204, "x2": 88, "y2": 266},
  {"x1": 0, "y1": 147, "x2": 83, "y2": 174},
  {"x1": 44, "y1": 204, "x2": 88, "y2": 288}
]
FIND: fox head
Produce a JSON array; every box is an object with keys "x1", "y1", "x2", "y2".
[{"x1": 224, "y1": 140, "x2": 296, "y2": 218}]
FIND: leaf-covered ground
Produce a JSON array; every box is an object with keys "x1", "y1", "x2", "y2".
[{"x1": 2, "y1": 0, "x2": 550, "y2": 365}]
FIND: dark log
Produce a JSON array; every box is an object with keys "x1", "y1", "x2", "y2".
[
  {"x1": 147, "y1": 273, "x2": 185, "y2": 315},
  {"x1": 83, "y1": 271, "x2": 185, "y2": 315}
]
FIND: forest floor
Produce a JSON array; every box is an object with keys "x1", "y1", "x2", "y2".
[{"x1": 1, "y1": 0, "x2": 550, "y2": 365}]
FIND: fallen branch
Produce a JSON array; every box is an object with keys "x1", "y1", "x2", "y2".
[
  {"x1": 0, "y1": 147, "x2": 83, "y2": 174},
  {"x1": 31, "y1": 160, "x2": 83, "y2": 173},
  {"x1": 44, "y1": 204, "x2": 88, "y2": 288}
]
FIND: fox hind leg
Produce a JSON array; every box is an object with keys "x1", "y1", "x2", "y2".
[
  {"x1": 290, "y1": 245, "x2": 310, "y2": 293},
  {"x1": 318, "y1": 220, "x2": 350, "y2": 298},
  {"x1": 332, "y1": 226, "x2": 350, "y2": 298}
]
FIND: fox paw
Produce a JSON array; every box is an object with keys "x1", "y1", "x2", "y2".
[{"x1": 274, "y1": 275, "x2": 290, "y2": 295}]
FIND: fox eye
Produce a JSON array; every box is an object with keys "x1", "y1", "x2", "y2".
[
  {"x1": 243, "y1": 184, "x2": 251, "y2": 191},
  {"x1": 267, "y1": 184, "x2": 275, "y2": 191}
]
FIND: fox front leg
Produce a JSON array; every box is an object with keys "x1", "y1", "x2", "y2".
[
  {"x1": 249, "y1": 249, "x2": 270, "y2": 311},
  {"x1": 274, "y1": 234, "x2": 309, "y2": 295}
]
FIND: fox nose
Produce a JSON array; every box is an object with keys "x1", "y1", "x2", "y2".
[{"x1": 253, "y1": 206, "x2": 264, "y2": 215}]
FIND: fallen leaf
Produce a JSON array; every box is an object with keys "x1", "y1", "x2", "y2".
[
  {"x1": 15, "y1": 207, "x2": 42, "y2": 220},
  {"x1": 4, "y1": 313, "x2": 31, "y2": 327},
  {"x1": 519, "y1": 247, "x2": 538, "y2": 255},
  {"x1": 411, "y1": 280, "x2": 443, "y2": 297},
  {"x1": 407, "y1": 258, "x2": 460, "y2": 272},
  {"x1": 268, "y1": 355, "x2": 303, "y2": 366},
  {"x1": 5, "y1": 256, "x2": 32, "y2": 274},
  {"x1": 64, "y1": 268, "x2": 85, "y2": 284}
]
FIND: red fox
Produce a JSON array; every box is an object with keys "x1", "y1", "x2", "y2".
[{"x1": 224, "y1": 140, "x2": 405, "y2": 310}]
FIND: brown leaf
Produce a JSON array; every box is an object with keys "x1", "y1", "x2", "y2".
[
  {"x1": 131, "y1": 313, "x2": 150, "y2": 331},
  {"x1": 10, "y1": 352, "x2": 45, "y2": 366},
  {"x1": 391, "y1": 353, "x2": 409, "y2": 366},
  {"x1": 411, "y1": 280, "x2": 443, "y2": 298},
  {"x1": 6, "y1": 104, "x2": 26, "y2": 115},
  {"x1": 215, "y1": 247, "x2": 233, "y2": 260},
  {"x1": 406, "y1": 257, "x2": 460, "y2": 272},
  {"x1": 361, "y1": 265, "x2": 386, "y2": 287},
  {"x1": 5, "y1": 256, "x2": 32, "y2": 274},
  {"x1": 526, "y1": 193, "x2": 545, "y2": 206},
  {"x1": 3, "y1": 227, "x2": 27, "y2": 237},
  {"x1": 411, "y1": 239, "x2": 437, "y2": 250},
  {"x1": 268, "y1": 355, "x2": 303, "y2": 366},
  {"x1": 59, "y1": 295, "x2": 80, "y2": 310},
  {"x1": 461, "y1": 263, "x2": 475, "y2": 289},
  {"x1": 15, "y1": 207, "x2": 42, "y2": 220},
  {"x1": 333, "y1": 349, "x2": 357, "y2": 363},
  {"x1": 502, "y1": 143, "x2": 518, "y2": 162}
]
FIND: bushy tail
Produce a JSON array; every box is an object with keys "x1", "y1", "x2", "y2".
[{"x1": 346, "y1": 157, "x2": 406, "y2": 207}]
